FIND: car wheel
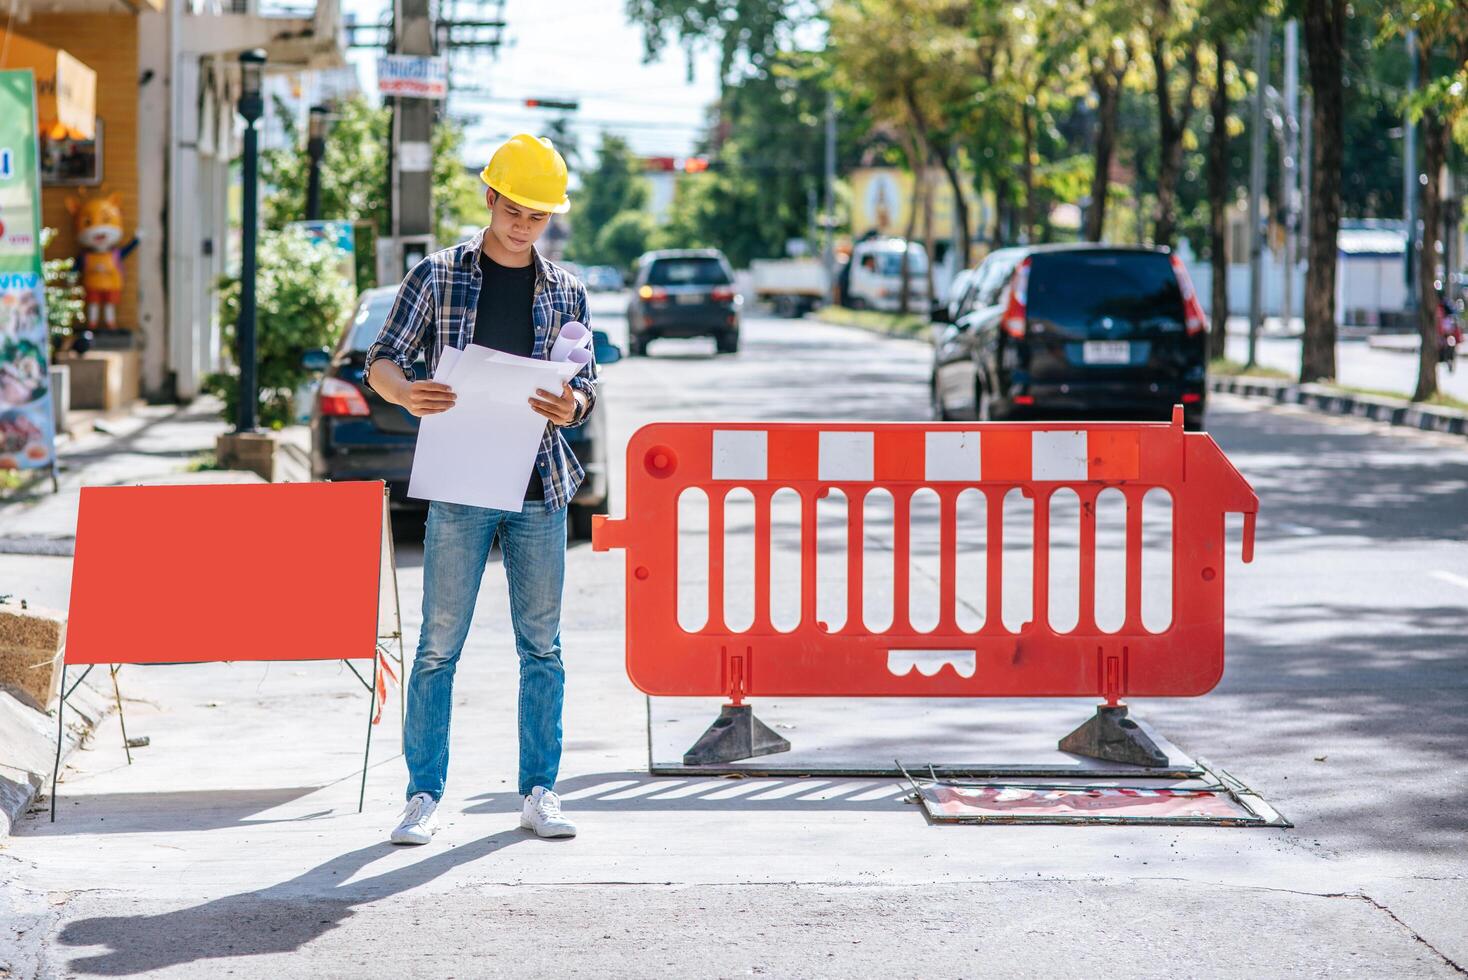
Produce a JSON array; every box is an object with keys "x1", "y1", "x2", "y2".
[
  {"x1": 1184, "y1": 407, "x2": 1205, "y2": 432},
  {"x1": 628, "y1": 334, "x2": 646, "y2": 357},
  {"x1": 716, "y1": 331, "x2": 740, "y2": 354},
  {"x1": 569, "y1": 503, "x2": 596, "y2": 541}
]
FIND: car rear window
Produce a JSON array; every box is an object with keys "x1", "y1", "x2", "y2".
[
  {"x1": 347, "y1": 295, "x2": 398, "y2": 351},
  {"x1": 648, "y1": 257, "x2": 730, "y2": 286},
  {"x1": 1027, "y1": 252, "x2": 1184, "y2": 328}
]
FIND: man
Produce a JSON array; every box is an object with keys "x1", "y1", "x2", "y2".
[{"x1": 364, "y1": 134, "x2": 596, "y2": 844}]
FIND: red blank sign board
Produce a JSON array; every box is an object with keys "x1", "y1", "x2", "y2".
[{"x1": 66, "y1": 481, "x2": 385, "y2": 665}]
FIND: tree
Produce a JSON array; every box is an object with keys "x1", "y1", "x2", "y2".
[
  {"x1": 204, "y1": 229, "x2": 355, "y2": 429},
  {"x1": 596, "y1": 210, "x2": 657, "y2": 273},
  {"x1": 567, "y1": 135, "x2": 649, "y2": 264},
  {"x1": 1084, "y1": 33, "x2": 1133, "y2": 242},
  {"x1": 625, "y1": 0, "x2": 811, "y2": 81},
  {"x1": 1145, "y1": 0, "x2": 1205, "y2": 248},
  {"x1": 260, "y1": 96, "x2": 483, "y2": 280},
  {"x1": 1383, "y1": 3, "x2": 1468, "y2": 402},
  {"x1": 1302, "y1": 0, "x2": 1346, "y2": 382}
]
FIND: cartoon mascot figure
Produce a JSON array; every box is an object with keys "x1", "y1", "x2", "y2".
[{"x1": 66, "y1": 190, "x2": 139, "y2": 332}]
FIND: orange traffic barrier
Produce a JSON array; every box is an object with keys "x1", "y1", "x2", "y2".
[{"x1": 593, "y1": 407, "x2": 1257, "y2": 767}]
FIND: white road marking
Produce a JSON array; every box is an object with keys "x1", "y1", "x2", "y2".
[{"x1": 1431, "y1": 570, "x2": 1468, "y2": 592}]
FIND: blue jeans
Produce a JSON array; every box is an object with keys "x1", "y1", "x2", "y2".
[{"x1": 404, "y1": 499, "x2": 567, "y2": 800}]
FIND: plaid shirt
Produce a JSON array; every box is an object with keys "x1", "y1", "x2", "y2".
[{"x1": 364, "y1": 229, "x2": 598, "y2": 511}]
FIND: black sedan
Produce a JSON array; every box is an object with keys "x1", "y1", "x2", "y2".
[{"x1": 304, "y1": 286, "x2": 621, "y2": 539}]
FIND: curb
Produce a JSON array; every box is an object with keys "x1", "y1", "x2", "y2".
[
  {"x1": 1209, "y1": 375, "x2": 1468, "y2": 437},
  {"x1": 1, "y1": 677, "x2": 111, "y2": 837}
]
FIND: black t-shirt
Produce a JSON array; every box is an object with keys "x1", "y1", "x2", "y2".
[{"x1": 474, "y1": 252, "x2": 543, "y2": 500}]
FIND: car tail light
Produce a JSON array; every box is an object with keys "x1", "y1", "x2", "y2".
[
  {"x1": 1014, "y1": 394, "x2": 1036, "y2": 406},
  {"x1": 711, "y1": 286, "x2": 736, "y2": 302},
  {"x1": 318, "y1": 377, "x2": 370, "y2": 417},
  {"x1": 1002, "y1": 258, "x2": 1031, "y2": 339},
  {"x1": 1182, "y1": 392, "x2": 1203, "y2": 404},
  {"x1": 1170, "y1": 255, "x2": 1208, "y2": 335},
  {"x1": 639, "y1": 285, "x2": 668, "y2": 302}
]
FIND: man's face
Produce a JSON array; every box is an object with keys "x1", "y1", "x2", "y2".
[{"x1": 486, "y1": 190, "x2": 551, "y2": 254}]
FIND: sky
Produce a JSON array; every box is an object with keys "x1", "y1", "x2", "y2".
[{"x1": 342, "y1": 0, "x2": 725, "y2": 169}]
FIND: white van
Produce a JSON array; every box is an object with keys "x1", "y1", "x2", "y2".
[{"x1": 845, "y1": 238, "x2": 931, "y2": 313}]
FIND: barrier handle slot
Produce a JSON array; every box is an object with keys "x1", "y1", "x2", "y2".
[{"x1": 1241, "y1": 511, "x2": 1256, "y2": 564}]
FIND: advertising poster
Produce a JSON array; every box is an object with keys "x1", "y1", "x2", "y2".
[{"x1": 0, "y1": 69, "x2": 57, "y2": 474}]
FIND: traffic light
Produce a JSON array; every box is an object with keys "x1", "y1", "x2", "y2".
[{"x1": 524, "y1": 98, "x2": 579, "y2": 111}]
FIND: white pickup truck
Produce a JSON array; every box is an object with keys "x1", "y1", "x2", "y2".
[{"x1": 750, "y1": 258, "x2": 830, "y2": 318}]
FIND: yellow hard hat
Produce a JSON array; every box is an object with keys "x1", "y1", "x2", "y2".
[{"x1": 480, "y1": 134, "x2": 571, "y2": 214}]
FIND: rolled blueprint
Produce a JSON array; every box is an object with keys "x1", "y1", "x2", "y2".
[{"x1": 549, "y1": 321, "x2": 592, "y2": 362}]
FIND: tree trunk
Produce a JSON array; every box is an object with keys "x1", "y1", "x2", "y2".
[
  {"x1": 1020, "y1": 102, "x2": 1037, "y2": 243},
  {"x1": 899, "y1": 128, "x2": 923, "y2": 315},
  {"x1": 1086, "y1": 45, "x2": 1126, "y2": 243},
  {"x1": 992, "y1": 173, "x2": 1011, "y2": 243},
  {"x1": 1414, "y1": 47, "x2": 1446, "y2": 403},
  {"x1": 1301, "y1": 0, "x2": 1344, "y2": 383},
  {"x1": 934, "y1": 141, "x2": 972, "y2": 270},
  {"x1": 1150, "y1": 31, "x2": 1199, "y2": 249},
  {"x1": 1207, "y1": 39, "x2": 1230, "y2": 361}
]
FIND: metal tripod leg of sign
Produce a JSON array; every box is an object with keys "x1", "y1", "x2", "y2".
[
  {"x1": 50, "y1": 661, "x2": 97, "y2": 822},
  {"x1": 343, "y1": 655, "x2": 380, "y2": 815},
  {"x1": 109, "y1": 665, "x2": 133, "y2": 765}
]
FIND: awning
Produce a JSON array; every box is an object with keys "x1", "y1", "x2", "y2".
[{"x1": 0, "y1": 34, "x2": 96, "y2": 141}]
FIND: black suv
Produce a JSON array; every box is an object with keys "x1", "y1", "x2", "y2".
[
  {"x1": 626, "y1": 249, "x2": 741, "y2": 356},
  {"x1": 931, "y1": 244, "x2": 1209, "y2": 429}
]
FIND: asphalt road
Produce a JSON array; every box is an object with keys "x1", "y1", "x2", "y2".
[{"x1": 2, "y1": 297, "x2": 1465, "y2": 978}]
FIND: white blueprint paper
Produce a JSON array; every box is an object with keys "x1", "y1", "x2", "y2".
[{"x1": 408, "y1": 344, "x2": 584, "y2": 511}]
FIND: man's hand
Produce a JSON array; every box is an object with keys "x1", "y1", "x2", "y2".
[
  {"x1": 366, "y1": 360, "x2": 456, "y2": 416},
  {"x1": 403, "y1": 380, "x2": 456, "y2": 416},
  {"x1": 529, "y1": 382, "x2": 581, "y2": 426}
]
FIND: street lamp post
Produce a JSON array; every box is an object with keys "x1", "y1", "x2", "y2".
[
  {"x1": 236, "y1": 49, "x2": 266, "y2": 435},
  {"x1": 306, "y1": 104, "x2": 328, "y2": 221}
]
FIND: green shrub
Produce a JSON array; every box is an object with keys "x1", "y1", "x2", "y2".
[{"x1": 205, "y1": 229, "x2": 355, "y2": 429}]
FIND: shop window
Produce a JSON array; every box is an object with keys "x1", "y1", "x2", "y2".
[{"x1": 41, "y1": 121, "x2": 102, "y2": 186}]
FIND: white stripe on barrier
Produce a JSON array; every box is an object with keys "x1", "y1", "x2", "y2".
[
  {"x1": 924, "y1": 430, "x2": 982, "y2": 481},
  {"x1": 818, "y1": 431, "x2": 874, "y2": 481},
  {"x1": 1031, "y1": 430, "x2": 1088, "y2": 481},
  {"x1": 712, "y1": 430, "x2": 768, "y2": 481}
]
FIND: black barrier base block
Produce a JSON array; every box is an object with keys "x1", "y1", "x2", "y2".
[
  {"x1": 1059, "y1": 704, "x2": 1170, "y2": 768},
  {"x1": 683, "y1": 704, "x2": 792, "y2": 766}
]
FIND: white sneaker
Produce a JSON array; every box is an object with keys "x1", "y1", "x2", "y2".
[
  {"x1": 389, "y1": 792, "x2": 440, "y2": 845},
  {"x1": 520, "y1": 787, "x2": 577, "y2": 838}
]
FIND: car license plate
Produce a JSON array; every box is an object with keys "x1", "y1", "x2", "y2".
[
  {"x1": 1082, "y1": 341, "x2": 1131, "y2": 365},
  {"x1": 676, "y1": 293, "x2": 702, "y2": 305}
]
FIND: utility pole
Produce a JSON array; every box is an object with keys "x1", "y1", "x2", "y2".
[
  {"x1": 823, "y1": 90, "x2": 837, "y2": 307},
  {"x1": 1282, "y1": 21, "x2": 1300, "y2": 335},
  {"x1": 1248, "y1": 19, "x2": 1269, "y2": 368},
  {"x1": 1404, "y1": 29, "x2": 1419, "y2": 313},
  {"x1": 391, "y1": 0, "x2": 436, "y2": 273}
]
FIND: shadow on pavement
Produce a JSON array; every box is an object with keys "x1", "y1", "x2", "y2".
[
  {"x1": 54, "y1": 830, "x2": 531, "y2": 976},
  {"x1": 24, "y1": 787, "x2": 331, "y2": 836}
]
